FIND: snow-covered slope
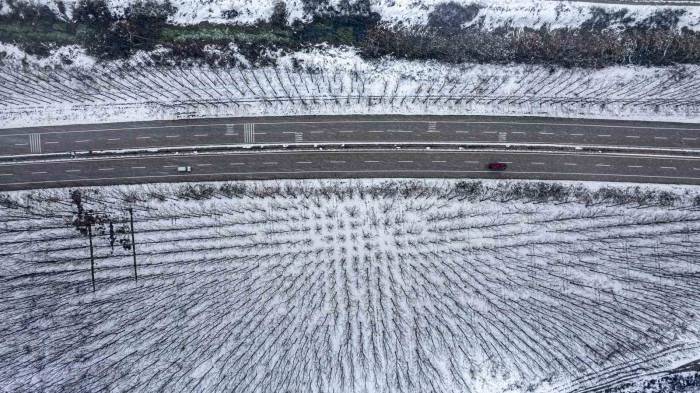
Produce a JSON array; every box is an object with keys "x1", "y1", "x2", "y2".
[
  {"x1": 0, "y1": 179, "x2": 699, "y2": 392},
  {"x1": 1, "y1": 46, "x2": 698, "y2": 127}
]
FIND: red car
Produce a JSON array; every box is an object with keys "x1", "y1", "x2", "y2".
[{"x1": 488, "y1": 162, "x2": 508, "y2": 171}]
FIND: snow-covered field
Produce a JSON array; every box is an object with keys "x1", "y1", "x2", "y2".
[
  {"x1": 1, "y1": 47, "x2": 699, "y2": 128},
  {"x1": 0, "y1": 179, "x2": 699, "y2": 393},
  {"x1": 12, "y1": 0, "x2": 700, "y2": 30}
]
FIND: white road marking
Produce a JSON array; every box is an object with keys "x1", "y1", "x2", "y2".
[
  {"x1": 570, "y1": 133, "x2": 584, "y2": 136},
  {"x1": 455, "y1": 131, "x2": 470, "y2": 134},
  {"x1": 369, "y1": 130, "x2": 385, "y2": 133},
  {"x1": 539, "y1": 132, "x2": 554, "y2": 135},
  {"x1": 131, "y1": 166, "x2": 146, "y2": 169},
  {"x1": 136, "y1": 136, "x2": 151, "y2": 140},
  {"x1": 339, "y1": 131, "x2": 354, "y2": 133},
  {"x1": 32, "y1": 171, "x2": 48, "y2": 175},
  {"x1": 654, "y1": 136, "x2": 668, "y2": 140},
  {"x1": 432, "y1": 160, "x2": 447, "y2": 163},
  {"x1": 597, "y1": 134, "x2": 611, "y2": 137},
  {"x1": 197, "y1": 164, "x2": 213, "y2": 167},
  {"x1": 329, "y1": 160, "x2": 346, "y2": 164},
  {"x1": 14, "y1": 143, "x2": 28, "y2": 146},
  {"x1": 682, "y1": 137, "x2": 697, "y2": 141},
  {"x1": 627, "y1": 165, "x2": 643, "y2": 168},
  {"x1": 45, "y1": 141, "x2": 59, "y2": 144},
  {"x1": 165, "y1": 135, "x2": 180, "y2": 138},
  {"x1": 65, "y1": 169, "x2": 81, "y2": 173},
  {"x1": 483, "y1": 131, "x2": 498, "y2": 134},
  {"x1": 263, "y1": 162, "x2": 278, "y2": 165},
  {"x1": 229, "y1": 163, "x2": 245, "y2": 166},
  {"x1": 162, "y1": 165, "x2": 177, "y2": 168},
  {"x1": 511, "y1": 131, "x2": 526, "y2": 135},
  {"x1": 660, "y1": 166, "x2": 677, "y2": 170},
  {"x1": 107, "y1": 138, "x2": 120, "y2": 141},
  {"x1": 596, "y1": 164, "x2": 611, "y2": 167},
  {"x1": 296, "y1": 161, "x2": 312, "y2": 164},
  {"x1": 193, "y1": 134, "x2": 208, "y2": 137},
  {"x1": 465, "y1": 161, "x2": 479, "y2": 164},
  {"x1": 398, "y1": 160, "x2": 414, "y2": 163},
  {"x1": 75, "y1": 140, "x2": 91, "y2": 143},
  {"x1": 564, "y1": 163, "x2": 577, "y2": 166},
  {"x1": 310, "y1": 131, "x2": 324, "y2": 134},
  {"x1": 531, "y1": 162, "x2": 545, "y2": 165},
  {"x1": 98, "y1": 168, "x2": 114, "y2": 171},
  {"x1": 364, "y1": 160, "x2": 380, "y2": 163},
  {"x1": 0, "y1": 173, "x2": 13, "y2": 176},
  {"x1": 626, "y1": 135, "x2": 640, "y2": 138}
]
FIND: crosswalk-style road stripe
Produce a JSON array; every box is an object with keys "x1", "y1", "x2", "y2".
[
  {"x1": 29, "y1": 133, "x2": 41, "y2": 153},
  {"x1": 225, "y1": 124, "x2": 236, "y2": 136},
  {"x1": 498, "y1": 131, "x2": 507, "y2": 142},
  {"x1": 244, "y1": 123, "x2": 255, "y2": 144},
  {"x1": 294, "y1": 132, "x2": 303, "y2": 142},
  {"x1": 427, "y1": 122, "x2": 437, "y2": 133}
]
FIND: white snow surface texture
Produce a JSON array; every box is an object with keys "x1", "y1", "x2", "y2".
[
  {"x1": 1, "y1": 46, "x2": 699, "y2": 127},
  {"x1": 0, "y1": 179, "x2": 699, "y2": 393},
  {"x1": 11, "y1": 0, "x2": 700, "y2": 30}
]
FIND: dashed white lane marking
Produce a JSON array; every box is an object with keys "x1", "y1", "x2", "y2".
[
  {"x1": 682, "y1": 137, "x2": 698, "y2": 141},
  {"x1": 136, "y1": 136, "x2": 151, "y2": 140},
  {"x1": 31, "y1": 171, "x2": 48, "y2": 175},
  {"x1": 532, "y1": 162, "x2": 545, "y2": 165},
  {"x1": 107, "y1": 138, "x2": 120, "y2": 141},
  {"x1": 465, "y1": 161, "x2": 479, "y2": 164},
  {"x1": 455, "y1": 131, "x2": 470, "y2": 134},
  {"x1": 398, "y1": 160, "x2": 413, "y2": 163},
  {"x1": 75, "y1": 140, "x2": 91, "y2": 143},
  {"x1": 45, "y1": 141, "x2": 59, "y2": 144},
  {"x1": 626, "y1": 135, "x2": 640, "y2": 138},
  {"x1": 165, "y1": 135, "x2": 180, "y2": 138},
  {"x1": 329, "y1": 160, "x2": 346, "y2": 164},
  {"x1": 296, "y1": 161, "x2": 312, "y2": 164},
  {"x1": 0, "y1": 173, "x2": 13, "y2": 176},
  {"x1": 98, "y1": 168, "x2": 114, "y2": 171},
  {"x1": 193, "y1": 134, "x2": 208, "y2": 137},
  {"x1": 197, "y1": 164, "x2": 213, "y2": 167},
  {"x1": 564, "y1": 163, "x2": 577, "y2": 166},
  {"x1": 229, "y1": 162, "x2": 245, "y2": 166},
  {"x1": 263, "y1": 162, "x2": 278, "y2": 165},
  {"x1": 432, "y1": 160, "x2": 447, "y2": 163},
  {"x1": 660, "y1": 166, "x2": 677, "y2": 170},
  {"x1": 539, "y1": 132, "x2": 554, "y2": 135},
  {"x1": 131, "y1": 166, "x2": 146, "y2": 169},
  {"x1": 310, "y1": 131, "x2": 324, "y2": 134},
  {"x1": 339, "y1": 131, "x2": 354, "y2": 133},
  {"x1": 570, "y1": 133, "x2": 584, "y2": 136},
  {"x1": 597, "y1": 134, "x2": 611, "y2": 137},
  {"x1": 163, "y1": 165, "x2": 177, "y2": 168},
  {"x1": 654, "y1": 136, "x2": 668, "y2": 140},
  {"x1": 596, "y1": 164, "x2": 611, "y2": 167},
  {"x1": 627, "y1": 165, "x2": 643, "y2": 168},
  {"x1": 482, "y1": 131, "x2": 498, "y2": 134},
  {"x1": 65, "y1": 169, "x2": 81, "y2": 173},
  {"x1": 14, "y1": 143, "x2": 28, "y2": 146},
  {"x1": 693, "y1": 168, "x2": 700, "y2": 171},
  {"x1": 369, "y1": 130, "x2": 385, "y2": 133},
  {"x1": 364, "y1": 160, "x2": 380, "y2": 163},
  {"x1": 512, "y1": 132, "x2": 526, "y2": 134}
]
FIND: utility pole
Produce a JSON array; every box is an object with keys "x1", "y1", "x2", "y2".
[
  {"x1": 88, "y1": 224, "x2": 95, "y2": 292},
  {"x1": 129, "y1": 208, "x2": 138, "y2": 282}
]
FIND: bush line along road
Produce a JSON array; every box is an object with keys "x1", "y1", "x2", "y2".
[{"x1": 1, "y1": 115, "x2": 699, "y2": 190}]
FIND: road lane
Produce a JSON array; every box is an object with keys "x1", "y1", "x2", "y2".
[
  {"x1": 2, "y1": 150, "x2": 700, "y2": 190},
  {"x1": 1, "y1": 116, "x2": 698, "y2": 156}
]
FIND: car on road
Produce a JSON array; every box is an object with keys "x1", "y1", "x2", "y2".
[
  {"x1": 488, "y1": 162, "x2": 508, "y2": 171},
  {"x1": 177, "y1": 166, "x2": 192, "y2": 173}
]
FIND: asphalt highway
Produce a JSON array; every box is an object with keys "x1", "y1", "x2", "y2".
[
  {"x1": 1, "y1": 116, "x2": 699, "y2": 156},
  {"x1": 2, "y1": 149, "x2": 700, "y2": 190},
  {"x1": 1, "y1": 116, "x2": 699, "y2": 190}
]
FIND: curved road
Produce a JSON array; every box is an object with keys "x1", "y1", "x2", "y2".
[{"x1": 1, "y1": 115, "x2": 699, "y2": 190}]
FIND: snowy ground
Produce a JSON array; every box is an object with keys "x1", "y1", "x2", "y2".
[
  {"x1": 11, "y1": 0, "x2": 700, "y2": 30},
  {"x1": 1, "y1": 46, "x2": 699, "y2": 128},
  {"x1": 0, "y1": 179, "x2": 699, "y2": 393}
]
